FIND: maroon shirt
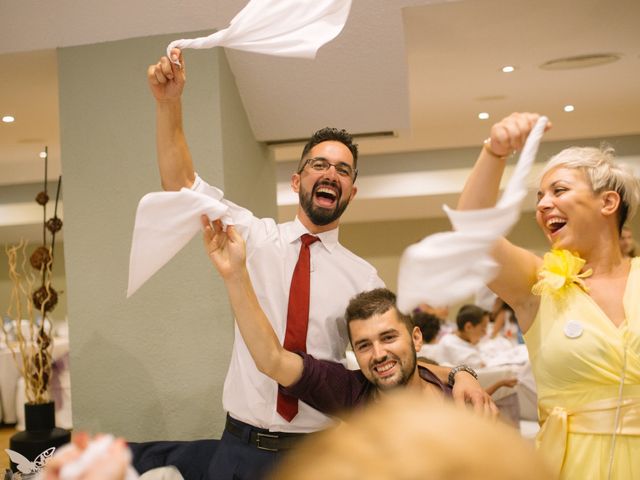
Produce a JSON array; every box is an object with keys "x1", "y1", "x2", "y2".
[{"x1": 281, "y1": 352, "x2": 452, "y2": 418}]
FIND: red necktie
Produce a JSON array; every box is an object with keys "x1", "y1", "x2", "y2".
[{"x1": 277, "y1": 234, "x2": 319, "y2": 422}]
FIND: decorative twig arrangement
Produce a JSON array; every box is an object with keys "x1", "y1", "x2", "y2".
[{"x1": 1, "y1": 147, "x2": 63, "y2": 404}]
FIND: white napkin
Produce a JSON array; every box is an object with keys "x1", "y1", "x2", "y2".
[
  {"x1": 128, "y1": 1, "x2": 353, "y2": 298},
  {"x1": 396, "y1": 117, "x2": 549, "y2": 313},
  {"x1": 167, "y1": 0, "x2": 352, "y2": 61},
  {"x1": 127, "y1": 189, "x2": 232, "y2": 297}
]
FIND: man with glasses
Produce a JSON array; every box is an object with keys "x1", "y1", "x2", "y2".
[{"x1": 147, "y1": 48, "x2": 489, "y2": 480}]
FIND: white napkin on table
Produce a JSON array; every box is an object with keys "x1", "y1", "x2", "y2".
[
  {"x1": 167, "y1": 0, "x2": 353, "y2": 61},
  {"x1": 396, "y1": 116, "x2": 549, "y2": 313},
  {"x1": 127, "y1": 189, "x2": 232, "y2": 298}
]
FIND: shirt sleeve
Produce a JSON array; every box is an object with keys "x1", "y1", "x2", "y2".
[
  {"x1": 417, "y1": 365, "x2": 453, "y2": 397},
  {"x1": 281, "y1": 352, "x2": 370, "y2": 416},
  {"x1": 440, "y1": 337, "x2": 485, "y2": 369}
]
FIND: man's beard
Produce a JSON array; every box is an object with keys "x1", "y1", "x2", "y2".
[
  {"x1": 299, "y1": 180, "x2": 350, "y2": 226},
  {"x1": 370, "y1": 349, "x2": 418, "y2": 391}
]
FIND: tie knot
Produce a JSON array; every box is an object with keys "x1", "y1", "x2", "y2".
[{"x1": 300, "y1": 234, "x2": 319, "y2": 247}]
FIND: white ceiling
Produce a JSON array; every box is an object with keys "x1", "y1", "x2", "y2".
[{"x1": 1, "y1": 0, "x2": 640, "y2": 243}]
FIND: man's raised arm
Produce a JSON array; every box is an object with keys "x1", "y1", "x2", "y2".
[
  {"x1": 147, "y1": 48, "x2": 196, "y2": 191},
  {"x1": 201, "y1": 217, "x2": 304, "y2": 387}
]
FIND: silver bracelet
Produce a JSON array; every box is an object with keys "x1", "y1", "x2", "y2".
[{"x1": 448, "y1": 364, "x2": 478, "y2": 387}]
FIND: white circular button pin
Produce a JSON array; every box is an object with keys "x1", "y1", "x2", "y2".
[{"x1": 564, "y1": 320, "x2": 583, "y2": 339}]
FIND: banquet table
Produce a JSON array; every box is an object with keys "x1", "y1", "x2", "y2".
[{"x1": 0, "y1": 337, "x2": 70, "y2": 425}]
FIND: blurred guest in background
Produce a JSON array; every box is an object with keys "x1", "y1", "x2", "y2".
[
  {"x1": 619, "y1": 225, "x2": 636, "y2": 258},
  {"x1": 412, "y1": 310, "x2": 442, "y2": 365},
  {"x1": 436, "y1": 305, "x2": 489, "y2": 369}
]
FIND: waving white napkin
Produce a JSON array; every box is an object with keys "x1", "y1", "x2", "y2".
[
  {"x1": 167, "y1": 0, "x2": 352, "y2": 61},
  {"x1": 130, "y1": 1, "x2": 353, "y2": 298},
  {"x1": 396, "y1": 116, "x2": 549, "y2": 313},
  {"x1": 127, "y1": 189, "x2": 232, "y2": 297}
]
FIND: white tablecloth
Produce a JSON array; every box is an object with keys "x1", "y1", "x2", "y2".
[{"x1": 0, "y1": 337, "x2": 70, "y2": 425}]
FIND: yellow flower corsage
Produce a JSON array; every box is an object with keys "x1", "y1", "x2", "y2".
[{"x1": 531, "y1": 249, "x2": 592, "y2": 296}]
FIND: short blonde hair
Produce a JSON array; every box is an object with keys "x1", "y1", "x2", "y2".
[
  {"x1": 272, "y1": 392, "x2": 551, "y2": 480},
  {"x1": 542, "y1": 145, "x2": 640, "y2": 229}
]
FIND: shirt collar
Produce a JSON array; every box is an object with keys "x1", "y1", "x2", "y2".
[{"x1": 287, "y1": 216, "x2": 339, "y2": 252}]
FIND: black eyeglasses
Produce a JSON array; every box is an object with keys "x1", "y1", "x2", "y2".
[{"x1": 299, "y1": 157, "x2": 357, "y2": 180}]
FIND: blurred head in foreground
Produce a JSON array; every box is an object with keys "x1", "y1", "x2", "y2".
[{"x1": 272, "y1": 392, "x2": 551, "y2": 480}]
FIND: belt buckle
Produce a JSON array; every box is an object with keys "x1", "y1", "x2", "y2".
[{"x1": 255, "y1": 432, "x2": 279, "y2": 452}]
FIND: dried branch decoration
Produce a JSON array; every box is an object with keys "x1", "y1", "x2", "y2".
[{"x1": 2, "y1": 147, "x2": 62, "y2": 404}]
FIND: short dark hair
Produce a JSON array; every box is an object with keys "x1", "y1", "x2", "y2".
[
  {"x1": 456, "y1": 304, "x2": 488, "y2": 331},
  {"x1": 298, "y1": 127, "x2": 359, "y2": 173},
  {"x1": 411, "y1": 311, "x2": 441, "y2": 344},
  {"x1": 345, "y1": 288, "x2": 412, "y2": 339}
]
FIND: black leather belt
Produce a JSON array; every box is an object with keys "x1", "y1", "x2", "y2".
[{"x1": 224, "y1": 415, "x2": 309, "y2": 452}]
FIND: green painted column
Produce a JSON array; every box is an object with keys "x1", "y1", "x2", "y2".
[{"x1": 58, "y1": 32, "x2": 275, "y2": 440}]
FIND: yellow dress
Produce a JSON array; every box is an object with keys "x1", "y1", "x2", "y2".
[{"x1": 524, "y1": 252, "x2": 640, "y2": 480}]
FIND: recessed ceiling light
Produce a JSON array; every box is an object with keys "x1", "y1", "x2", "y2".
[
  {"x1": 478, "y1": 112, "x2": 490, "y2": 120},
  {"x1": 2, "y1": 115, "x2": 15, "y2": 123},
  {"x1": 39, "y1": 151, "x2": 48, "y2": 159},
  {"x1": 564, "y1": 105, "x2": 575, "y2": 112},
  {"x1": 501, "y1": 65, "x2": 515, "y2": 73}
]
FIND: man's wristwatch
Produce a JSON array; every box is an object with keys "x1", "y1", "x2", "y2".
[{"x1": 448, "y1": 364, "x2": 478, "y2": 387}]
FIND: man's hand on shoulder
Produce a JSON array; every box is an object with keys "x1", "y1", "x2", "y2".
[{"x1": 451, "y1": 370, "x2": 499, "y2": 420}]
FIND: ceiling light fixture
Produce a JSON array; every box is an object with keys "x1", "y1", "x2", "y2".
[
  {"x1": 564, "y1": 105, "x2": 575, "y2": 113},
  {"x1": 501, "y1": 65, "x2": 515, "y2": 73},
  {"x1": 478, "y1": 112, "x2": 490, "y2": 120},
  {"x1": 2, "y1": 115, "x2": 15, "y2": 123}
]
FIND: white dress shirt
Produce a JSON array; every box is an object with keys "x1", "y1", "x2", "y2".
[
  {"x1": 417, "y1": 342, "x2": 443, "y2": 363},
  {"x1": 192, "y1": 175, "x2": 384, "y2": 432},
  {"x1": 435, "y1": 333, "x2": 485, "y2": 369}
]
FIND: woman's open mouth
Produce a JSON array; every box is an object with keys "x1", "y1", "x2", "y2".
[{"x1": 546, "y1": 217, "x2": 567, "y2": 235}]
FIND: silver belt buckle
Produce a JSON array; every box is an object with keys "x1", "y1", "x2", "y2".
[{"x1": 256, "y1": 432, "x2": 279, "y2": 451}]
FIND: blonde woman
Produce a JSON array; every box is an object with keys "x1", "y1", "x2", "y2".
[{"x1": 458, "y1": 112, "x2": 640, "y2": 479}]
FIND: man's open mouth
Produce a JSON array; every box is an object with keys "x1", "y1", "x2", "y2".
[
  {"x1": 314, "y1": 185, "x2": 338, "y2": 208},
  {"x1": 373, "y1": 360, "x2": 396, "y2": 377}
]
